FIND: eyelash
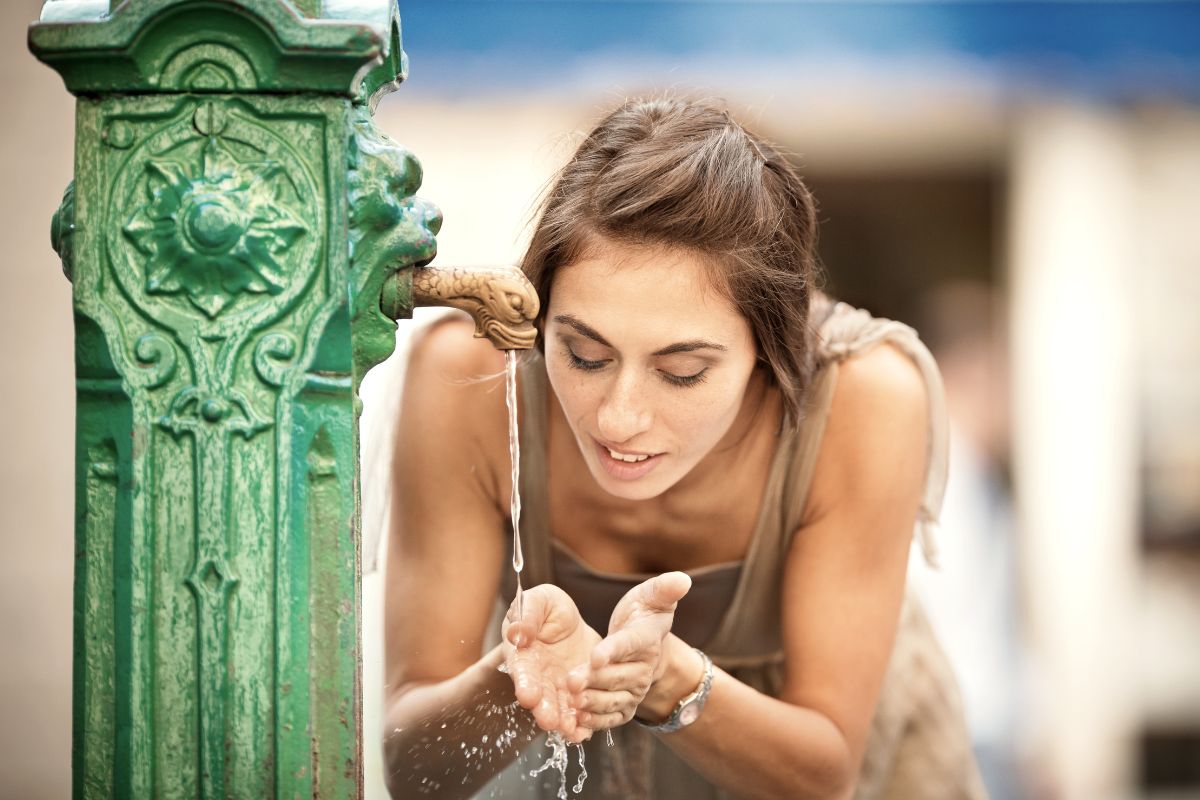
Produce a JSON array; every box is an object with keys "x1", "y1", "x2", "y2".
[{"x1": 563, "y1": 347, "x2": 709, "y2": 388}]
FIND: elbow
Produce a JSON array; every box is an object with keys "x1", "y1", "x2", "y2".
[
  {"x1": 734, "y1": 734, "x2": 854, "y2": 800},
  {"x1": 781, "y1": 725, "x2": 856, "y2": 800},
  {"x1": 811, "y1": 732, "x2": 856, "y2": 800},
  {"x1": 822, "y1": 756, "x2": 857, "y2": 800}
]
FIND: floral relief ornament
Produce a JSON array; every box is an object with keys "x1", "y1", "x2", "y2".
[{"x1": 123, "y1": 136, "x2": 308, "y2": 318}]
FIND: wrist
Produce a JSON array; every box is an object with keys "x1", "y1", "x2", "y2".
[{"x1": 636, "y1": 635, "x2": 706, "y2": 723}]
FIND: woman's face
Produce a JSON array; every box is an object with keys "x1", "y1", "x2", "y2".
[{"x1": 544, "y1": 240, "x2": 760, "y2": 501}]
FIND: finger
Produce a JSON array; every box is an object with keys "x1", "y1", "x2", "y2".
[
  {"x1": 580, "y1": 661, "x2": 651, "y2": 695},
  {"x1": 532, "y1": 689, "x2": 560, "y2": 731},
  {"x1": 565, "y1": 725, "x2": 593, "y2": 745},
  {"x1": 566, "y1": 664, "x2": 589, "y2": 694},
  {"x1": 577, "y1": 709, "x2": 630, "y2": 731},
  {"x1": 506, "y1": 585, "x2": 556, "y2": 631},
  {"x1": 576, "y1": 688, "x2": 641, "y2": 716},
  {"x1": 509, "y1": 656, "x2": 544, "y2": 710},
  {"x1": 557, "y1": 682, "x2": 578, "y2": 738},
  {"x1": 591, "y1": 626, "x2": 658, "y2": 668},
  {"x1": 504, "y1": 618, "x2": 539, "y2": 649}
]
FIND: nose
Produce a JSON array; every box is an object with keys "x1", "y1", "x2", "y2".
[{"x1": 596, "y1": 368, "x2": 653, "y2": 444}]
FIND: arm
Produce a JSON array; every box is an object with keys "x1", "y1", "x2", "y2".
[
  {"x1": 603, "y1": 343, "x2": 931, "y2": 799},
  {"x1": 382, "y1": 319, "x2": 536, "y2": 799}
]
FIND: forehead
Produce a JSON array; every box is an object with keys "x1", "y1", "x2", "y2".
[{"x1": 548, "y1": 242, "x2": 749, "y2": 343}]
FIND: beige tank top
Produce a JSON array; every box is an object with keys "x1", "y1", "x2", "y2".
[{"x1": 489, "y1": 296, "x2": 986, "y2": 800}]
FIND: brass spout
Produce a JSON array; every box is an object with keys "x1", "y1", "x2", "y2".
[{"x1": 411, "y1": 264, "x2": 540, "y2": 350}]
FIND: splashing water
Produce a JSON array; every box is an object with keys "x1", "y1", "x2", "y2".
[
  {"x1": 572, "y1": 742, "x2": 588, "y2": 794},
  {"x1": 529, "y1": 733, "x2": 589, "y2": 799},
  {"x1": 505, "y1": 351, "x2": 524, "y2": 623}
]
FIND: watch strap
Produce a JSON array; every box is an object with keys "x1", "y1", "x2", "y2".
[{"x1": 637, "y1": 648, "x2": 714, "y2": 733}]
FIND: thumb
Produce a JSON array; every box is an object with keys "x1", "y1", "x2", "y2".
[
  {"x1": 607, "y1": 571, "x2": 692, "y2": 634},
  {"x1": 639, "y1": 571, "x2": 692, "y2": 612},
  {"x1": 505, "y1": 585, "x2": 555, "y2": 647}
]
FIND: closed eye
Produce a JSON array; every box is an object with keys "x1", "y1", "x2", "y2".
[
  {"x1": 564, "y1": 345, "x2": 609, "y2": 372},
  {"x1": 659, "y1": 369, "x2": 708, "y2": 387},
  {"x1": 564, "y1": 345, "x2": 709, "y2": 387}
]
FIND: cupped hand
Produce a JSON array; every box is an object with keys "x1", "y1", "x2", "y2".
[
  {"x1": 503, "y1": 584, "x2": 602, "y2": 743},
  {"x1": 567, "y1": 571, "x2": 692, "y2": 731}
]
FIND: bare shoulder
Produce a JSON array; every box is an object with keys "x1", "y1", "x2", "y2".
[
  {"x1": 400, "y1": 315, "x2": 511, "y2": 482},
  {"x1": 829, "y1": 341, "x2": 927, "y2": 428},
  {"x1": 407, "y1": 314, "x2": 508, "y2": 392},
  {"x1": 805, "y1": 341, "x2": 929, "y2": 524}
]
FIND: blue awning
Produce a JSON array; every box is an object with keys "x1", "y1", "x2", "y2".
[{"x1": 394, "y1": 1, "x2": 1200, "y2": 99}]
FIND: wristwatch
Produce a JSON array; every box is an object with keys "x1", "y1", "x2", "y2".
[{"x1": 637, "y1": 648, "x2": 714, "y2": 733}]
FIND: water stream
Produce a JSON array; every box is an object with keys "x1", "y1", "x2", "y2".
[
  {"x1": 505, "y1": 351, "x2": 524, "y2": 623},
  {"x1": 503, "y1": 350, "x2": 593, "y2": 798}
]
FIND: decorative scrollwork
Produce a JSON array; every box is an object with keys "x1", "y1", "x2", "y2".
[
  {"x1": 253, "y1": 330, "x2": 299, "y2": 387},
  {"x1": 132, "y1": 332, "x2": 179, "y2": 389},
  {"x1": 158, "y1": 385, "x2": 272, "y2": 439}
]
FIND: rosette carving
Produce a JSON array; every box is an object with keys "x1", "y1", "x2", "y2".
[{"x1": 123, "y1": 137, "x2": 307, "y2": 319}]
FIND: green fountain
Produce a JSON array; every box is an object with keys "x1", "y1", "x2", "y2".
[{"x1": 29, "y1": 2, "x2": 537, "y2": 797}]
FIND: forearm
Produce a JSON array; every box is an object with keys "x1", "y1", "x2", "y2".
[
  {"x1": 383, "y1": 644, "x2": 540, "y2": 799},
  {"x1": 639, "y1": 635, "x2": 854, "y2": 800}
]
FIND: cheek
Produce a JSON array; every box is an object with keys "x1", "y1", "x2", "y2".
[
  {"x1": 663, "y1": 382, "x2": 746, "y2": 446},
  {"x1": 544, "y1": 361, "x2": 598, "y2": 421}
]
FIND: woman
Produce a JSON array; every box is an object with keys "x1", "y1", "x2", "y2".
[{"x1": 383, "y1": 98, "x2": 984, "y2": 799}]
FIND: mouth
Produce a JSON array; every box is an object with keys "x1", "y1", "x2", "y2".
[{"x1": 592, "y1": 437, "x2": 664, "y2": 481}]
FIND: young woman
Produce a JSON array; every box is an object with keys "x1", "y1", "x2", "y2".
[{"x1": 383, "y1": 98, "x2": 985, "y2": 799}]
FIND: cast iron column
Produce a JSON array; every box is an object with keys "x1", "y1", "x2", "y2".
[{"x1": 29, "y1": 1, "x2": 439, "y2": 796}]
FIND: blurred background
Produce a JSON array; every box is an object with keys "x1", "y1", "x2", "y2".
[{"x1": 4, "y1": 1, "x2": 1199, "y2": 798}]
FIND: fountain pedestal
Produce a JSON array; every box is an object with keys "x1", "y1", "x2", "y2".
[{"x1": 26, "y1": 2, "x2": 513, "y2": 796}]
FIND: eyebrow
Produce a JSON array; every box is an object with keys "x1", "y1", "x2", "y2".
[{"x1": 553, "y1": 314, "x2": 728, "y2": 357}]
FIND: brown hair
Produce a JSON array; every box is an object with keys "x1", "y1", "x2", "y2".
[{"x1": 521, "y1": 96, "x2": 823, "y2": 422}]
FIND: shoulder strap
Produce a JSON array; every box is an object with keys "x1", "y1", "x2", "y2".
[{"x1": 782, "y1": 302, "x2": 948, "y2": 567}]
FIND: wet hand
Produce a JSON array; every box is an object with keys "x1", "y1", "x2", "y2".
[
  {"x1": 567, "y1": 572, "x2": 692, "y2": 730},
  {"x1": 503, "y1": 584, "x2": 602, "y2": 743}
]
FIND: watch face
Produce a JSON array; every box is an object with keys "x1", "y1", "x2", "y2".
[{"x1": 679, "y1": 703, "x2": 701, "y2": 726}]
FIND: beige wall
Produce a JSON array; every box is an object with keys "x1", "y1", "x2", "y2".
[{"x1": 0, "y1": 3, "x2": 79, "y2": 797}]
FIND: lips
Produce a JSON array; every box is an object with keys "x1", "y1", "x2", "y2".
[{"x1": 592, "y1": 437, "x2": 663, "y2": 481}]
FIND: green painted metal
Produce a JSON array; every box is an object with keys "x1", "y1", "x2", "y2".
[{"x1": 31, "y1": 1, "x2": 435, "y2": 796}]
